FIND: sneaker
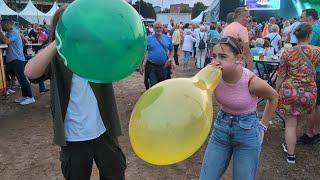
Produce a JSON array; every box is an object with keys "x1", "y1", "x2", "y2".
[
  {"x1": 6, "y1": 89, "x2": 16, "y2": 95},
  {"x1": 19, "y1": 97, "x2": 35, "y2": 105},
  {"x1": 298, "y1": 134, "x2": 315, "y2": 144},
  {"x1": 282, "y1": 143, "x2": 288, "y2": 153},
  {"x1": 287, "y1": 154, "x2": 296, "y2": 164},
  {"x1": 15, "y1": 96, "x2": 28, "y2": 103}
]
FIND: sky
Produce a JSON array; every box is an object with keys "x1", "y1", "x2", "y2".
[{"x1": 131, "y1": 0, "x2": 212, "y2": 8}]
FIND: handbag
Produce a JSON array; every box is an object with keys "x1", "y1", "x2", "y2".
[{"x1": 154, "y1": 35, "x2": 172, "y2": 68}]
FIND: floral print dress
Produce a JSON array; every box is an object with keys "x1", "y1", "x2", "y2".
[{"x1": 277, "y1": 45, "x2": 320, "y2": 116}]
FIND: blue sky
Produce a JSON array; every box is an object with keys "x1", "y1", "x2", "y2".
[{"x1": 131, "y1": 0, "x2": 212, "y2": 8}]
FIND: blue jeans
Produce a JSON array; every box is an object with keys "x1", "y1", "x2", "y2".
[
  {"x1": 200, "y1": 111, "x2": 261, "y2": 180},
  {"x1": 145, "y1": 61, "x2": 170, "y2": 88},
  {"x1": 6, "y1": 60, "x2": 33, "y2": 97},
  {"x1": 39, "y1": 81, "x2": 47, "y2": 92},
  {"x1": 183, "y1": 51, "x2": 191, "y2": 64}
]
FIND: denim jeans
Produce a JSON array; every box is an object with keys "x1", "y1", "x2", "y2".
[
  {"x1": 39, "y1": 81, "x2": 46, "y2": 92},
  {"x1": 183, "y1": 51, "x2": 191, "y2": 64},
  {"x1": 200, "y1": 111, "x2": 261, "y2": 180},
  {"x1": 6, "y1": 60, "x2": 33, "y2": 97},
  {"x1": 174, "y1": 44, "x2": 179, "y2": 65},
  {"x1": 145, "y1": 61, "x2": 170, "y2": 88}
]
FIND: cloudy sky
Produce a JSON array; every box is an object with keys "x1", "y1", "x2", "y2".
[{"x1": 131, "y1": 0, "x2": 212, "y2": 8}]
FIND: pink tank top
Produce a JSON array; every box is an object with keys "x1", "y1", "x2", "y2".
[{"x1": 214, "y1": 68, "x2": 258, "y2": 115}]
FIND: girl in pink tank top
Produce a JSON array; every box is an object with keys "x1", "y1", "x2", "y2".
[{"x1": 200, "y1": 37, "x2": 278, "y2": 180}]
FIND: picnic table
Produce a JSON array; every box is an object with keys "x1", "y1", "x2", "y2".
[{"x1": 253, "y1": 55, "x2": 286, "y2": 127}]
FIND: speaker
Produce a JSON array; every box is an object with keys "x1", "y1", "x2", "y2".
[{"x1": 219, "y1": 0, "x2": 242, "y2": 21}]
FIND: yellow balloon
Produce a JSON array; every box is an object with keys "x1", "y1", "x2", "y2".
[{"x1": 129, "y1": 65, "x2": 222, "y2": 165}]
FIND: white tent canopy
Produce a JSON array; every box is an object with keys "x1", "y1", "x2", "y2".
[
  {"x1": 44, "y1": 2, "x2": 59, "y2": 24},
  {"x1": 45, "y1": 2, "x2": 59, "y2": 17},
  {"x1": 191, "y1": 11, "x2": 204, "y2": 24},
  {"x1": 0, "y1": 0, "x2": 18, "y2": 15},
  {"x1": 19, "y1": 0, "x2": 46, "y2": 24},
  {"x1": 191, "y1": 0, "x2": 220, "y2": 24},
  {"x1": 203, "y1": 0, "x2": 220, "y2": 22}
]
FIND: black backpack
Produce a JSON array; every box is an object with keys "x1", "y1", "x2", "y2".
[{"x1": 198, "y1": 33, "x2": 206, "y2": 50}]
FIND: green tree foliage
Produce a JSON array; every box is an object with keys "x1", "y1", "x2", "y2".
[
  {"x1": 180, "y1": 7, "x2": 192, "y2": 13},
  {"x1": 133, "y1": 0, "x2": 156, "y2": 19},
  {"x1": 191, "y1": 2, "x2": 207, "y2": 19}
]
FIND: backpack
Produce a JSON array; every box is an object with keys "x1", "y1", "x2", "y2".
[{"x1": 198, "y1": 33, "x2": 206, "y2": 50}]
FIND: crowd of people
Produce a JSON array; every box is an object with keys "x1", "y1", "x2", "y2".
[
  {"x1": 1, "y1": 4, "x2": 320, "y2": 180},
  {"x1": 141, "y1": 6, "x2": 320, "y2": 179}
]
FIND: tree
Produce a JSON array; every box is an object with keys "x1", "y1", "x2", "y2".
[
  {"x1": 191, "y1": 2, "x2": 207, "y2": 19},
  {"x1": 180, "y1": 7, "x2": 192, "y2": 13},
  {"x1": 132, "y1": 0, "x2": 156, "y2": 19}
]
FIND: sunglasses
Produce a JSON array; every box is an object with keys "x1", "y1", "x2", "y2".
[
  {"x1": 155, "y1": 27, "x2": 163, "y2": 29},
  {"x1": 218, "y1": 37, "x2": 242, "y2": 54}
]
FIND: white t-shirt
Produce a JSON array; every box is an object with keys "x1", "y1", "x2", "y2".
[
  {"x1": 182, "y1": 35, "x2": 196, "y2": 52},
  {"x1": 266, "y1": 32, "x2": 281, "y2": 52},
  {"x1": 284, "y1": 21, "x2": 300, "y2": 44},
  {"x1": 64, "y1": 74, "x2": 106, "y2": 142}
]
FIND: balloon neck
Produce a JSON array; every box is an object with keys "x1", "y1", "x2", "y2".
[{"x1": 193, "y1": 65, "x2": 222, "y2": 93}]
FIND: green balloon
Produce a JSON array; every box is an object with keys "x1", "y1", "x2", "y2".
[{"x1": 56, "y1": 0, "x2": 146, "y2": 83}]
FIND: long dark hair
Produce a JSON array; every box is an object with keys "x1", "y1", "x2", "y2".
[{"x1": 49, "y1": 5, "x2": 68, "y2": 42}]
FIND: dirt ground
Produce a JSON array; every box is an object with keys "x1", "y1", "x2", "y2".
[{"x1": 1, "y1": 59, "x2": 320, "y2": 180}]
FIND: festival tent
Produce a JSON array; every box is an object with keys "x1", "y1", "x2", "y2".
[
  {"x1": 191, "y1": 0, "x2": 220, "y2": 23},
  {"x1": 44, "y1": 2, "x2": 59, "y2": 24},
  {"x1": 0, "y1": 0, "x2": 18, "y2": 16},
  {"x1": 191, "y1": 11, "x2": 204, "y2": 24},
  {"x1": 19, "y1": 0, "x2": 46, "y2": 24}
]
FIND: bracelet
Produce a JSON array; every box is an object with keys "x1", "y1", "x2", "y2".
[{"x1": 259, "y1": 122, "x2": 268, "y2": 132}]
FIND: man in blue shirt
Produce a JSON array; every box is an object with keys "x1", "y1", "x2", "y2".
[
  {"x1": 0, "y1": 19, "x2": 34, "y2": 105},
  {"x1": 139, "y1": 21, "x2": 174, "y2": 89}
]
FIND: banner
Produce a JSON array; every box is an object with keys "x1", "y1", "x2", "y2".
[{"x1": 245, "y1": 0, "x2": 281, "y2": 10}]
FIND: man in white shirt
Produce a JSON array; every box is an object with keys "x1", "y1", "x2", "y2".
[{"x1": 284, "y1": 11, "x2": 308, "y2": 46}]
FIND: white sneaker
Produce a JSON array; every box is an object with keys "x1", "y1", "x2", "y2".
[
  {"x1": 19, "y1": 97, "x2": 35, "y2": 105},
  {"x1": 15, "y1": 96, "x2": 28, "y2": 103},
  {"x1": 6, "y1": 89, "x2": 16, "y2": 95}
]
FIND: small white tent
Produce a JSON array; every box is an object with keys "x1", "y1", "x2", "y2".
[
  {"x1": 0, "y1": 0, "x2": 18, "y2": 16},
  {"x1": 45, "y1": 2, "x2": 59, "y2": 17},
  {"x1": 44, "y1": 2, "x2": 59, "y2": 24},
  {"x1": 191, "y1": 0, "x2": 220, "y2": 24},
  {"x1": 203, "y1": 0, "x2": 220, "y2": 22},
  {"x1": 191, "y1": 11, "x2": 204, "y2": 24},
  {"x1": 19, "y1": 0, "x2": 46, "y2": 24}
]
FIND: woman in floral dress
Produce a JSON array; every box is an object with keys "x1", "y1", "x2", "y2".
[{"x1": 276, "y1": 23, "x2": 320, "y2": 164}]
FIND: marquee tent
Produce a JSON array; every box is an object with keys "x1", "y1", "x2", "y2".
[
  {"x1": 19, "y1": 0, "x2": 46, "y2": 24},
  {"x1": 0, "y1": 0, "x2": 18, "y2": 16},
  {"x1": 191, "y1": 0, "x2": 220, "y2": 24},
  {"x1": 44, "y1": 2, "x2": 59, "y2": 24}
]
